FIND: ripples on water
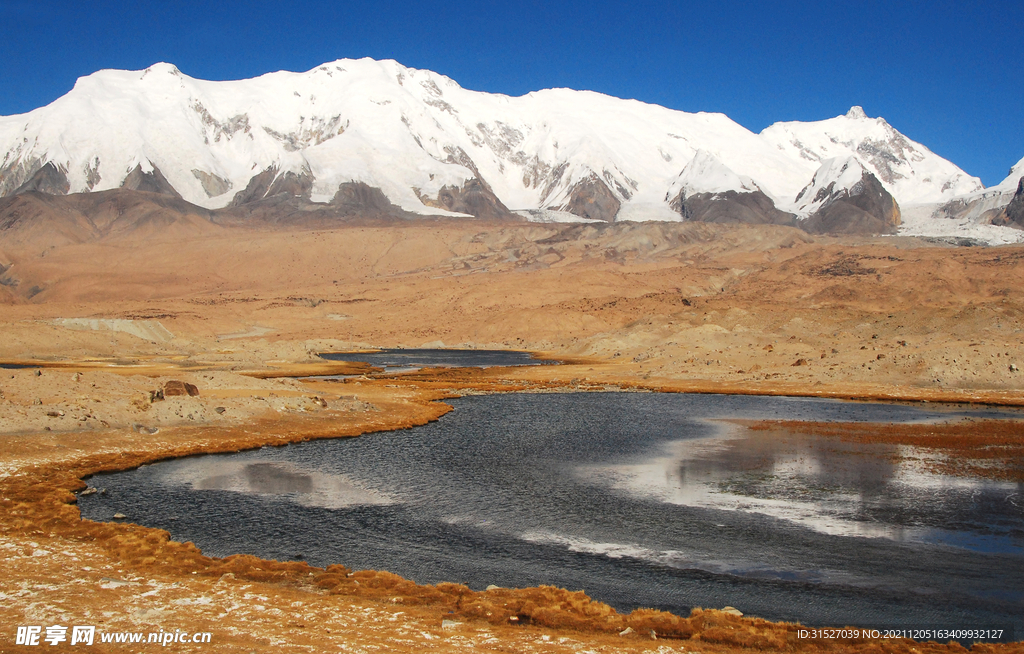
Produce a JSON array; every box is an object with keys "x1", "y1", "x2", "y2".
[{"x1": 80, "y1": 393, "x2": 1024, "y2": 633}]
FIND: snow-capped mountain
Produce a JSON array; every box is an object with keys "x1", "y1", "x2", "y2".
[
  {"x1": 931, "y1": 155, "x2": 1024, "y2": 224},
  {"x1": 665, "y1": 150, "x2": 796, "y2": 226},
  {"x1": 795, "y1": 156, "x2": 901, "y2": 234},
  {"x1": 761, "y1": 106, "x2": 983, "y2": 207},
  {"x1": 0, "y1": 59, "x2": 986, "y2": 230}
]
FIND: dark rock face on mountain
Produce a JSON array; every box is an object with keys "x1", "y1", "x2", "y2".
[
  {"x1": 670, "y1": 189, "x2": 796, "y2": 226},
  {"x1": 230, "y1": 167, "x2": 315, "y2": 206},
  {"x1": 992, "y1": 177, "x2": 1024, "y2": 229},
  {"x1": 551, "y1": 174, "x2": 621, "y2": 222},
  {"x1": 802, "y1": 171, "x2": 901, "y2": 235},
  {"x1": 331, "y1": 182, "x2": 399, "y2": 215},
  {"x1": 419, "y1": 178, "x2": 516, "y2": 221},
  {"x1": 120, "y1": 164, "x2": 182, "y2": 198},
  {"x1": 230, "y1": 167, "x2": 279, "y2": 206},
  {"x1": 14, "y1": 163, "x2": 71, "y2": 196}
]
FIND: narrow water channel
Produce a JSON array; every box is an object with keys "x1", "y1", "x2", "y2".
[{"x1": 79, "y1": 392, "x2": 1024, "y2": 634}]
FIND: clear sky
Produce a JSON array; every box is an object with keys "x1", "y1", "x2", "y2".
[{"x1": 1, "y1": 0, "x2": 1020, "y2": 187}]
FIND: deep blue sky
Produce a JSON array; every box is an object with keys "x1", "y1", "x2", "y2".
[{"x1": 1, "y1": 0, "x2": 1020, "y2": 186}]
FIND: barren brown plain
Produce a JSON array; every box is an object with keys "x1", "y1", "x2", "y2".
[{"x1": 1, "y1": 217, "x2": 1023, "y2": 653}]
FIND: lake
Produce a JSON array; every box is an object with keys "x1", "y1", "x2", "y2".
[{"x1": 79, "y1": 392, "x2": 1023, "y2": 636}]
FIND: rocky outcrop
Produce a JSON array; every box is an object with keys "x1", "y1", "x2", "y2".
[
  {"x1": 229, "y1": 166, "x2": 278, "y2": 206},
  {"x1": 191, "y1": 169, "x2": 232, "y2": 198},
  {"x1": 14, "y1": 162, "x2": 71, "y2": 196},
  {"x1": 331, "y1": 182, "x2": 400, "y2": 215},
  {"x1": 266, "y1": 170, "x2": 314, "y2": 200},
  {"x1": 802, "y1": 171, "x2": 901, "y2": 234},
  {"x1": 419, "y1": 178, "x2": 515, "y2": 221},
  {"x1": 120, "y1": 163, "x2": 182, "y2": 198},
  {"x1": 229, "y1": 167, "x2": 315, "y2": 206},
  {"x1": 794, "y1": 158, "x2": 900, "y2": 235},
  {"x1": 163, "y1": 380, "x2": 199, "y2": 397},
  {"x1": 991, "y1": 177, "x2": 1024, "y2": 229},
  {"x1": 671, "y1": 189, "x2": 796, "y2": 226},
  {"x1": 550, "y1": 174, "x2": 620, "y2": 222}
]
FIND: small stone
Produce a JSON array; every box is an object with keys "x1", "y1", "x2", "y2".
[
  {"x1": 80, "y1": 487, "x2": 98, "y2": 496},
  {"x1": 1010, "y1": 364, "x2": 1019, "y2": 372},
  {"x1": 113, "y1": 513, "x2": 126, "y2": 519},
  {"x1": 441, "y1": 620, "x2": 460, "y2": 630},
  {"x1": 215, "y1": 406, "x2": 226, "y2": 414},
  {"x1": 485, "y1": 584, "x2": 501, "y2": 591},
  {"x1": 619, "y1": 627, "x2": 633, "y2": 636},
  {"x1": 34, "y1": 369, "x2": 42, "y2": 376},
  {"x1": 721, "y1": 606, "x2": 743, "y2": 617}
]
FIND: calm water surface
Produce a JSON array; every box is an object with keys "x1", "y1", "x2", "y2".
[
  {"x1": 80, "y1": 393, "x2": 1024, "y2": 634},
  {"x1": 319, "y1": 348, "x2": 555, "y2": 373}
]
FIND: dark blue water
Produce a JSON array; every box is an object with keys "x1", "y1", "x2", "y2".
[
  {"x1": 79, "y1": 392, "x2": 1024, "y2": 636},
  {"x1": 318, "y1": 348, "x2": 555, "y2": 372}
]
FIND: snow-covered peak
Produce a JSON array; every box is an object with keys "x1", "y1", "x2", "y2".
[
  {"x1": 846, "y1": 106, "x2": 868, "y2": 119},
  {"x1": 668, "y1": 150, "x2": 763, "y2": 198},
  {"x1": 761, "y1": 107, "x2": 982, "y2": 205},
  {"x1": 791, "y1": 156, "x2": 869, "y2": 216},
  {"x1": 997, "y1": 155, "x2": 1024, "y2": 191},
  {"x1": 0, "y1": 59, "x2": 988, "y2": 227}
]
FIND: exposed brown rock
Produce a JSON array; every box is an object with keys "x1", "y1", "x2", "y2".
[
  {"x1": 991, "y1": 176, "x2": 1024, "y2": 229},
  {"x1": 266, "y1": 169, "x2": 314, "y2": 199},
  {"x1": 191, "y1": 169, "x2": 232, "y2": 197},
  {"x1": 550, "y1": 173, "x2": 621, "y2": 222},
  {"x1": 230, "y1": 166, "x2": 279, "y2": 206},
  {"x1": 163, "y1": 380, "x2": 199, "y2": 397},
  {"x1": 671, "y1": 189, "x2": 796, "y2": 226},
  {"x1": 13, "y1": 162, "x2": 71, "y2": 196},
  {"x1": 120, "y1": 163, "x2": 182, "y2": 198},
  {"x1": 419, "y1": 178, "x2": 516, "y2": 221},
  {"x1": 330, "y1": 182, "x2": 400, "y2": 215},
  {"x1": 801, "y1": 172, "x2": 901, "y2": 235}
]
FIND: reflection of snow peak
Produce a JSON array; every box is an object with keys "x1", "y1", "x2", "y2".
[
  {"x1": 580, "y1": 433, "x2": 1017, "y2": 544},
  {"x1": 156, "y1": 459, "x2": 394, "y2": 509}
]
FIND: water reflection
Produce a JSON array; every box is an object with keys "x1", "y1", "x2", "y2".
[
  {"x1": 588, "y1": 422, "x2": 1023, "y2": 550},
  {"x1": 166, "y1": 459, "x2": 393, "y2": 509}
]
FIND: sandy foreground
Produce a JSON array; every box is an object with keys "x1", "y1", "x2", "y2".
[{"x1": 1, "y1": 220, "x2": 1023, "y2": 653}]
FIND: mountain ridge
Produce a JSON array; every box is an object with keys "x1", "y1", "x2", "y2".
[{"x1": 0, "y1": 58, "x2": 1016, "y2": 239}]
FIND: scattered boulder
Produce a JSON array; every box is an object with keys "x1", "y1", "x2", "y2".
[{"x1": 163, "y1": 380, "x2": 199, "y2": 397}]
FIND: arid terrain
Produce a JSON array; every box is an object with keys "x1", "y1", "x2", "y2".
[{"x1": 2, "y1": 214, "x2": 1023, "y2": 652}]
